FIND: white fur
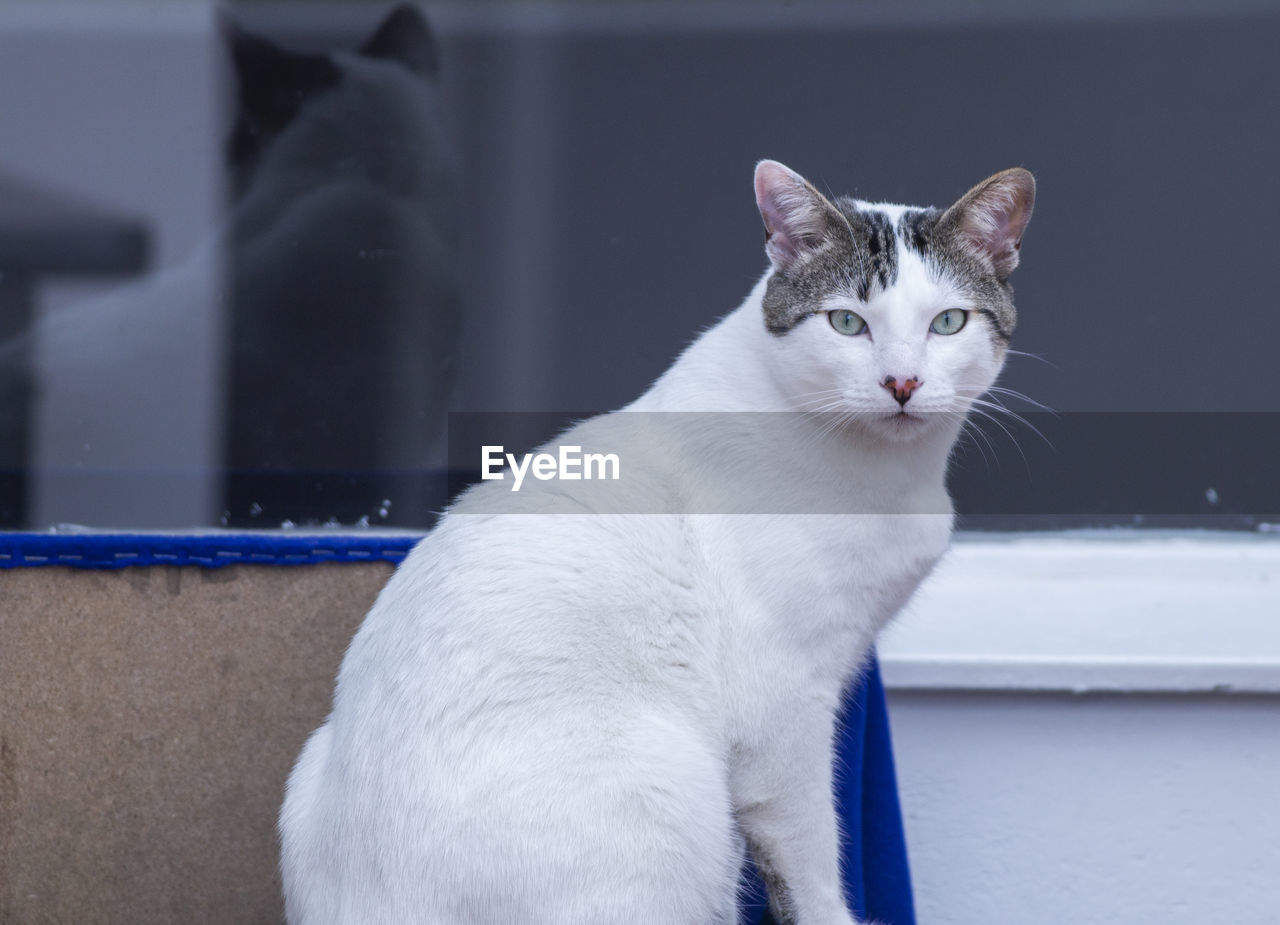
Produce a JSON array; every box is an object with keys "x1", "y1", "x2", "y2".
[{"x1": 280, "y1": 215, "x2": 1008, "y2": 922}]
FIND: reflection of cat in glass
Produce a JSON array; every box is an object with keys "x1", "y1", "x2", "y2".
[
  {"x1": 224, "y1": 5, "x2": 460, "y2": 516},
  {"x1": 0, "y1": 5, "x2": 458, "y2": 527}
]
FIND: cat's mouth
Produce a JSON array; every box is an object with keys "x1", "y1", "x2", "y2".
[
  {"x1": 866, "y1": 409, "x2": 933, "y2": 440},
  {"x1": 889, "y1": 409, "x2": 926, "y2": 424}
]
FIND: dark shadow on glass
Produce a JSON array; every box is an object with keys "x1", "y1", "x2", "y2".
[{"x1": 220, "y1": 4, "x2": 460, "y2": 527}]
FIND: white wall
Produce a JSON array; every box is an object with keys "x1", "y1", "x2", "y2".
[{"x1": 879, "y1": 533, "x2": 1280, "y2": 924}]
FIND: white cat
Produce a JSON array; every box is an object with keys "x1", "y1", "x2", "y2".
[{"x1": 279, "y1": 160, "x2": 1035, "y2": 924}]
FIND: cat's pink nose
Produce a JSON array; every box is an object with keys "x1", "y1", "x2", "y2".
[{"x1": 882, "y1": 376, "x2": 922, "y2": 407}]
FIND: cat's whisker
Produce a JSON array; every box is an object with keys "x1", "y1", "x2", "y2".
[
  {"x1": 809, "y1": 409, "x2": 855, "y2": 448},
  {"x1": 1003, "y1": 348, "x2": 1058, "y2": 369},
  {"x1": 941, "y1": 404, "x2": 997, "y2": 470},
  {"x1": 797, "y1": 400, "x2": 858, "y2": 451},
  {"x1": 800, "y1": 419, "x2": 837, "y2": 453},
  {"x1": 791, "y1": 387, "x2": 849, "y2": 402},
  {"x1": 969, "y1": 423, "x2": 998, "y2": 470},
  {"x1": 801, "y1": 398, "x2": 850, "y2": 416},
  {"x1": 982, "y1": 386, "x2": 1057, "y2": 415},
  {"x1": 954, "y1": 413, "x2": 997, "y2": 470},
  {"x1": 966, "y1": 405, "x2": 1034, "y2": 475},
  {"x1": 794, "y1": 390, "x2": 853, "y2": 416},
  {"x1": 968, "y1": 397, "x2": 1053, "y2": 450}
]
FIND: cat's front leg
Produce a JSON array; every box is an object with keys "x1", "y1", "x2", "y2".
[{"x1": 730, "y1": 706, "x2": 859, "y2": 925}]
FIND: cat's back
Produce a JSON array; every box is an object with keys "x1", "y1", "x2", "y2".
[
  {"x1": 281, "y1": 502, "x2": 739, "y2": 924},
  {"x1": 344, "y1": 501, "x2": 714, "y2": 703}
]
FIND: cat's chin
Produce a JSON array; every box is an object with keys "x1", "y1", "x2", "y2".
[{"x1": 855, "y1": 410, "x2": 946, "y2": 444}]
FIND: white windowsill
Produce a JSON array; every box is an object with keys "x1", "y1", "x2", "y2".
[
  {"x1": 27, "y1": 526, "x2": 1280, "y2": 693},
  {"x1": 878, "y1": 531, "x2": 1280, "y2": 695}
]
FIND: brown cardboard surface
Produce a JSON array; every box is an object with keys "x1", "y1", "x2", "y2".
[{"x1": 0, "y1": 562, "x2": 393, "y2": 924}]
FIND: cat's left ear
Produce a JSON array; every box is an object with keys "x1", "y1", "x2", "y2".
[
  {"x1": 754, "y1": 160, "x2": 847, "y2": 273},
  {"x1": 937, "y1": 168, "x2": 1036, "y2": 279}
]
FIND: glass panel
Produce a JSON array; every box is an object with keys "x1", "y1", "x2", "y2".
[{"x1": 1, "y1": 1, "x2": 1277, "y2": 530}]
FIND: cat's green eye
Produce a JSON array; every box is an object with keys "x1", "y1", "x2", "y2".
[
  {"x1": 828, "y1": 309, "x2": 867, "y2": 336},
  {"x1": 930, "y1": 309, "x2": 968, "y2": 335}
]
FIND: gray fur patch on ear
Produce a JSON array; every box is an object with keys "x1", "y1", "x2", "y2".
[
  {"x1": 761, "y1": 203, "x2": 902, "y2": 335},
  {"x1": 916, "y1": 168, "x2": 1034, "y2": 342},
  {"x1": 936, "y1": 168, "x2": 1036, "y2": 280},
  {"x1": 761, "y1": 225, "x2": 864, "y2": 335},
  {"x1": 913, "y1": 200, "x2": 1022, "y2": 344},
  {"x1": 754, "y1": 161, "x2": 848, "y2": 274}
]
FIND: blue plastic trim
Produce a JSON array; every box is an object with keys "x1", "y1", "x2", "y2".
[
  {"x1": 740, "y1": 657, "x2": 916, "y2": 925},
  {"x1": 0, "y1": 533, "x2": 421, "y2": 569}
]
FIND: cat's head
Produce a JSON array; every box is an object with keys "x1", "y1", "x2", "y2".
[
  {"x1": 753, "y1": 160, "x2": 1034, "y2": 442},
  {"x1": 223, "y1": 4, "x2": 445, "y2": 203}
]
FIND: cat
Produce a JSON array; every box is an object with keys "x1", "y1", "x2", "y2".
[
  {"x1": 279, "y1": 159, "x2": 1035, "y2": 924},
  {"x1": 222, "y1": 4, "x2": 460, "y2": 515},
  {"x1": 0, "y1": 5, "x2": 458, "y2": 528}
]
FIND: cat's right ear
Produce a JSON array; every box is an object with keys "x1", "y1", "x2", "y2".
[
  {"x1": 754, "y1": 160, "x2": 844, "y2": 273},
  {"x1": 361, "y1": 4, "x2": 440, "y2": 80},
  {"x1": 936, "y1": 168, "x2": 1036, "y2": 279}
]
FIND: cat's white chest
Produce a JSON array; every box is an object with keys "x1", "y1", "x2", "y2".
[{"x1": 707, "y1": 509, "x2": 951, "y2": 691}]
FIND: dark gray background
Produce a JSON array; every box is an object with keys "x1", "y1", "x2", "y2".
[
  {"x1": 3, "y1": 2, "x2": 1277, "y2": 528},
  {"x1": 434, "y1": 6, "x2": 1280, "y2": 527},
  {"x1": 438, "y1": 10, "x2": 1280, "y2": 416}
]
